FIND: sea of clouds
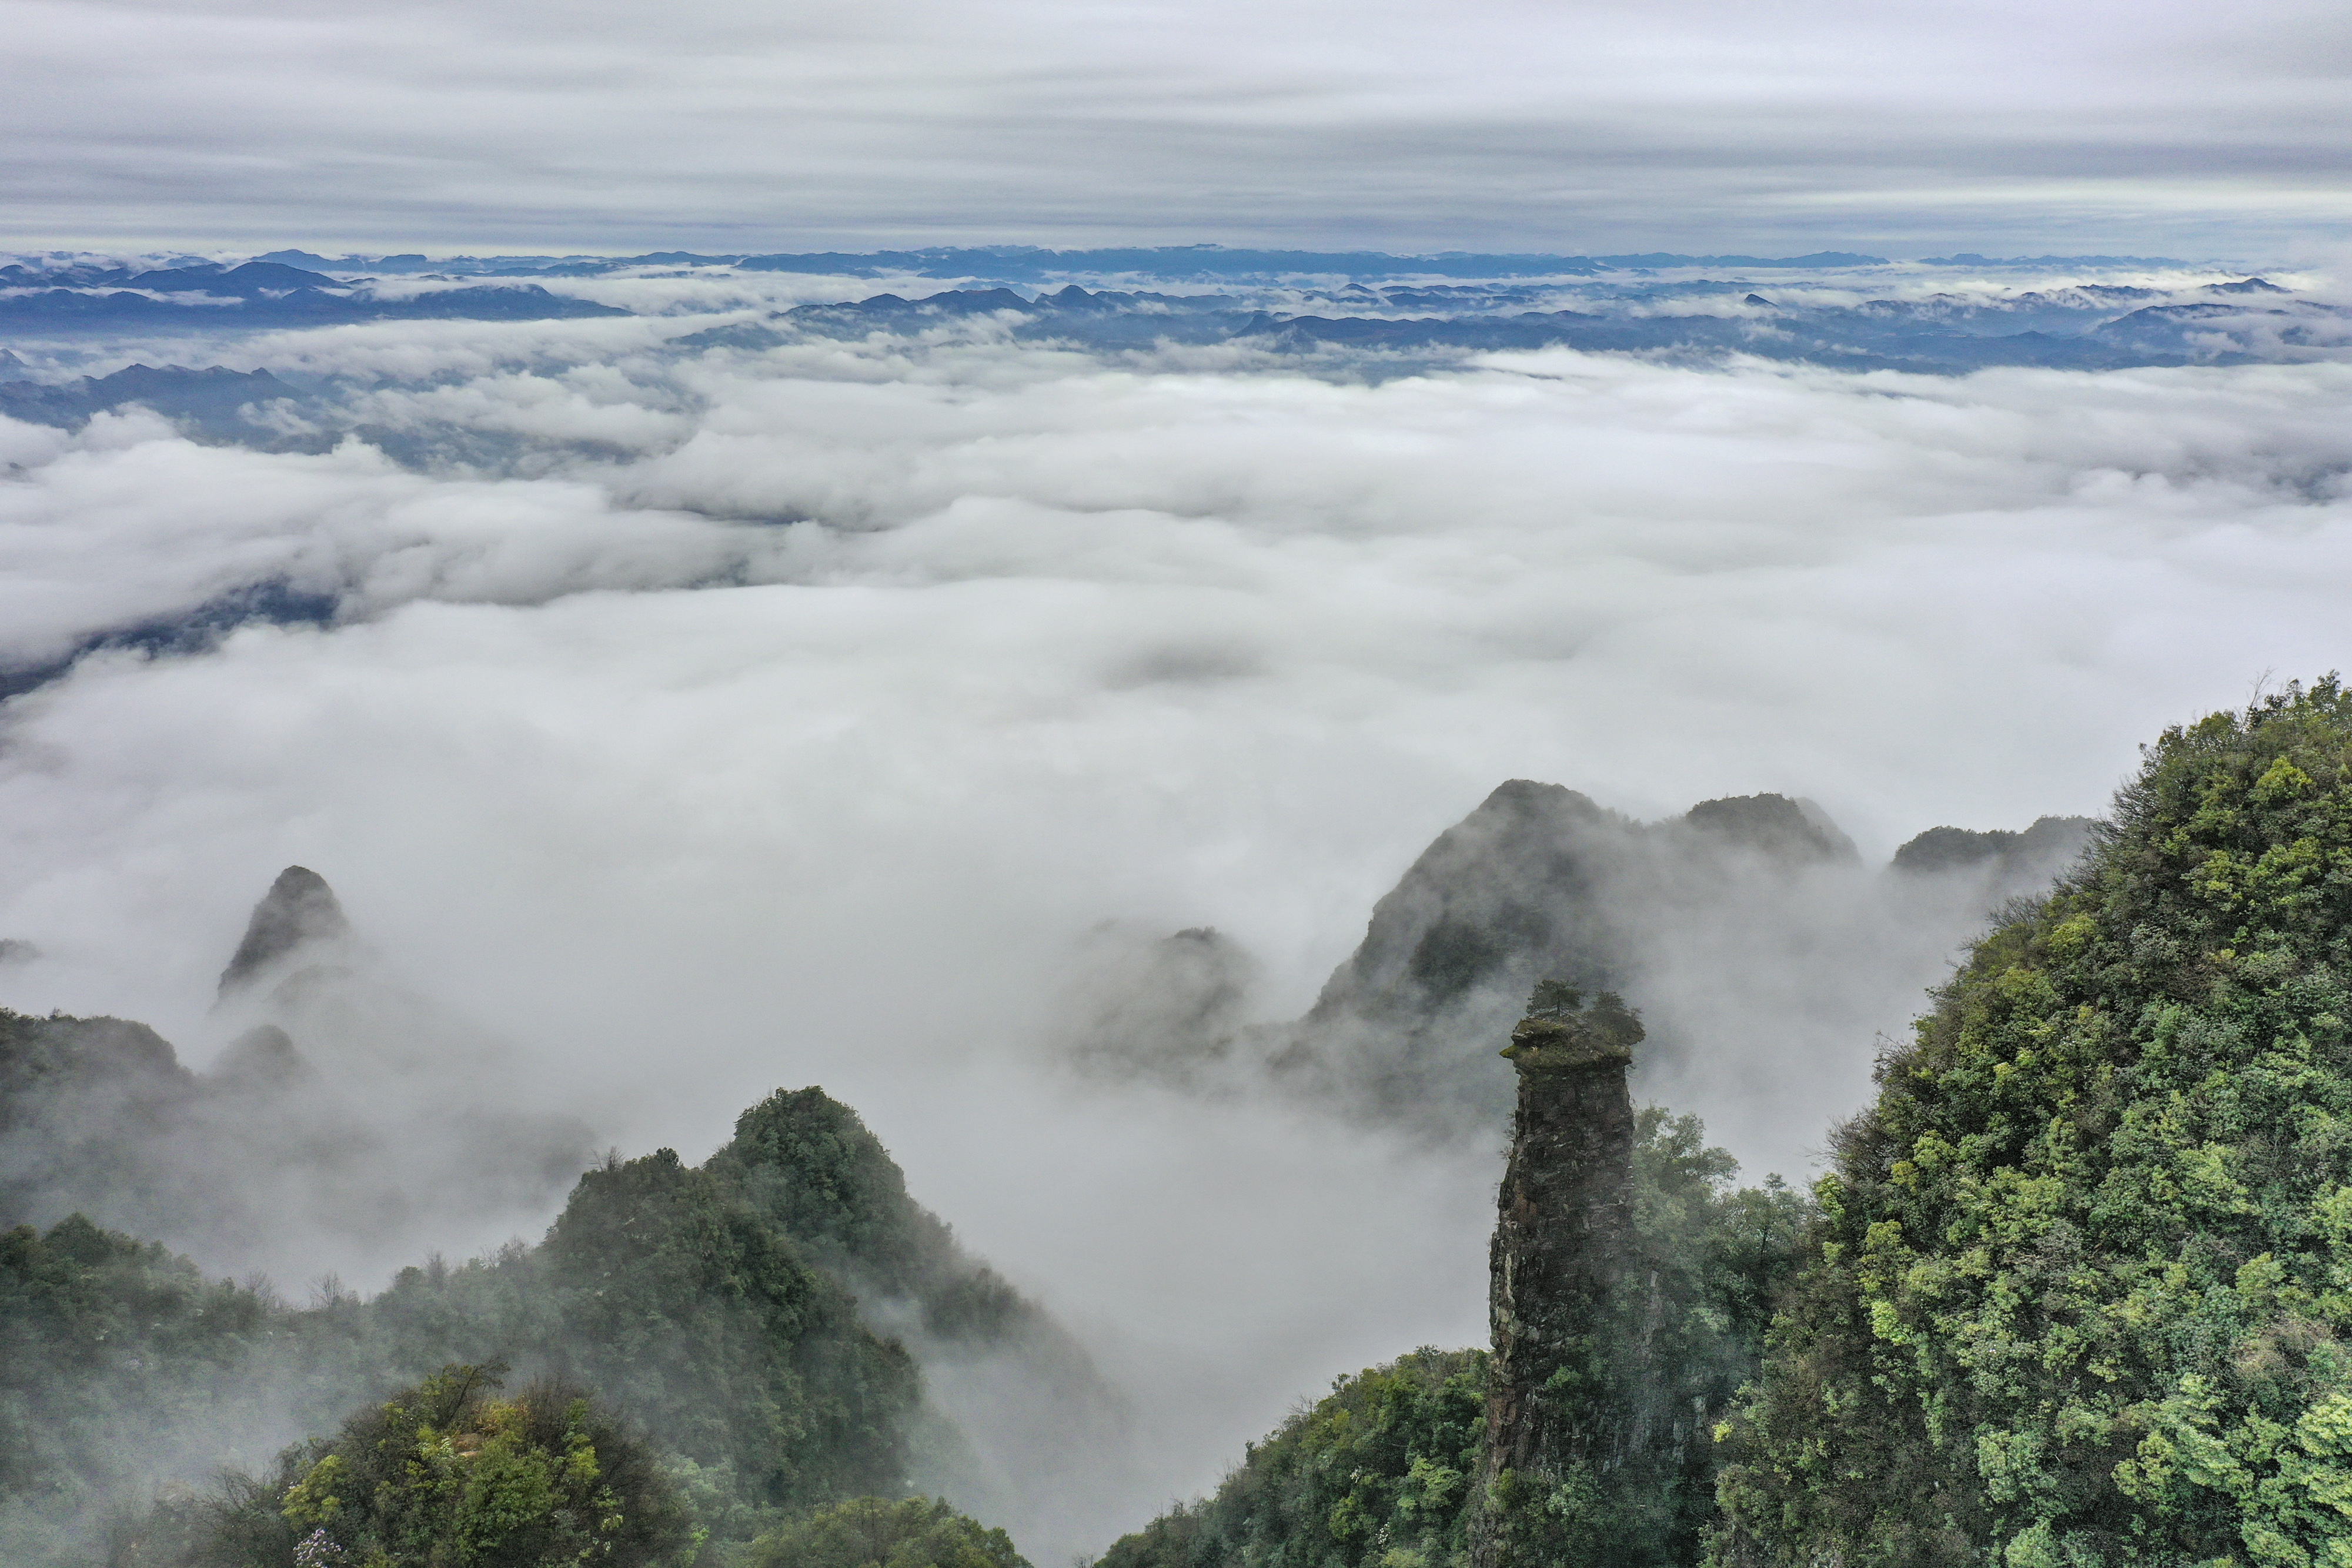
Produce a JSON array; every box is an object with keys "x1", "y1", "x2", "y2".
[{"x1": 5, "y1": 259, "x2": 2352, "y2": 1552}]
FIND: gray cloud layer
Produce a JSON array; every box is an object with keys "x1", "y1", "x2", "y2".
[{"x1": 5, "y1": 0, "x2": 2350, "y2": 252}]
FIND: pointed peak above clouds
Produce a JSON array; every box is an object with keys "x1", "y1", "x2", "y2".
[{"x1": 217, "y1": 865, "x2": 351, "y2": 996}]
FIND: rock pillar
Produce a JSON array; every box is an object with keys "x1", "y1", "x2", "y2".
[{"x1": 1471, "y1": 982, "x2": 1643, "y2": 1568}]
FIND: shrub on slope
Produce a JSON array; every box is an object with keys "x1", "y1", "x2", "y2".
[{"x1": 113, "y1": 1364, "x2": 699, "y2": 1567}]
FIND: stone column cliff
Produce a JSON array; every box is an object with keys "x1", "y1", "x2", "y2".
[{"x1": 1471, "y1": 982, "x2": 1645, "y2": 1568}]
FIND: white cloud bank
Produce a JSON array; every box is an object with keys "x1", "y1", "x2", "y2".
[{"x1": 4, "y1": 329, "x2": 2351, "y2": 1550}]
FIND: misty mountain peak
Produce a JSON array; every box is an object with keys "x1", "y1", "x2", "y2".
[
  {"x1": 217, "y1": 865, "x2": 350, "y2": 995},
  {"x1": 1678, "y1": 793, "x2": 1859, "y2": 863},
  {"x1": 1889, "y1": 814, "x2": 2094, "y2": 889},
  {"x1": 205, "y1": 1022, "x2": 314, "y2": 1089},
  {"x1": 1479, "y1": 777, "x2": 1598, "y2": 819}
]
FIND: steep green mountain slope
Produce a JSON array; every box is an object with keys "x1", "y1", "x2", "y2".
[
  {"x1": 1715, "y1": 677, "x2": 2352, "y2": 1565},
  {"x1": 710, "y1": 1088, "x2": 1047, "y2": 1349},
  {"x1": 3, "y1": 1158, "x2": 915, "y2": 1561},
  {"x1": 1095, "y1": 1348, "x2": 1489, "y2": 1568},
  {"x1": 0, "y1": 1076, "x2": 1093, "y2": 1562}
]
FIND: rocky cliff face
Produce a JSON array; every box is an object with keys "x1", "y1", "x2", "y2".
[
  {"x1": 1479, "y1": 986, "x2": 1643, "y2": 1492},
  {"x1": 1471, "y1": 984, "x2": 1653, "y2": 1568}
]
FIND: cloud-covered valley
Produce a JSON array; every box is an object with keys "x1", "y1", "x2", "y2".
[{"x1": 5, "y1": 252, "x2": 2352, "y2": 1556}]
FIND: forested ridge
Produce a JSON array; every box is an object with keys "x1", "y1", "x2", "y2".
[{"x1": 1097, "y1": 1111, "x2": 1810, "y2": 1568}]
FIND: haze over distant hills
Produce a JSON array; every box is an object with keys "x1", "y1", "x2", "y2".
[
  {"x1": 1, "y1": 249, "x2": 2340, "y2": 504},
  {"x1": 1054, "y1": 782, "x2": 2094, "y2": 1173},
  {"x1": 0, "y1": 246, "x2": 2327, "y2": 379}
]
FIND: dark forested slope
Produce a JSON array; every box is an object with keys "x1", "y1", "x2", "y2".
[{"x1": 0, "y1": 869, "x2": 1115, "y2": 1564}]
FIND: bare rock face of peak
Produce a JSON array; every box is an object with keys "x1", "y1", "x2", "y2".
[
  {"x1": 1265, "y1": 783, "x2": 1886, "y2": 1138},
  {"x1": 216, "y1": 865, "x2": 350, "y2": 995},
  {"x1": 1307, "y1": 779, "x2": 1626, "y2": 1025}
]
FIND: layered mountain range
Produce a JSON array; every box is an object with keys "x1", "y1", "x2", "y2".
[
  {"x1": 1, "y1": 248, "x2": 2334, "y2": 377},
  {"x1": 0, "y1": 259, "x2": 622, "y2": 332}
]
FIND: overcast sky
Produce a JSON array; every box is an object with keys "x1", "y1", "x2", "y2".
[{"x1": 5, "y1": 0, "x2": 2348, "y2": 255}]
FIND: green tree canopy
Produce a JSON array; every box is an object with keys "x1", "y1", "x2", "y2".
[
  {"x1": 291, "y1": 1365, "x2": 697, "y2": 1567},
  {"x1": 1716, "y1": 676, "x2": 2352, "y2": 1566},
  {"x1": 127, "y1": 1364, "x2": 700, "y2": 1567}
]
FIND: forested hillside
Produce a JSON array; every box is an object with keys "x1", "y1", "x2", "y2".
[
  {"x1": 0, "y1": 1078, "x2": 1080, "y2": 1563},
  {"x1": 22, "y1": 681, "x2": 2352, "y2": 1566},
  {"x1": 1714, "y1": 677, "x2": 2352, "y2": 1564}
]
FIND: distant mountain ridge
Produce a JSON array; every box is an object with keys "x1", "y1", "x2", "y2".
[
  {"x1": 1, "y1": 245, "x2": 2317, "y2": 375},
  {"x1": 0, "y1": 257, "x2": 624, "y2": 331}
]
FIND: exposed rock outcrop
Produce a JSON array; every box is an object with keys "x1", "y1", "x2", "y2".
[
  {"x1": 1471, "y1": 982, "x2": 1737, "y2": 1568},
  {"x1": 1478, "y1": 983, "x2": 1645, "y2": 1502}
]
